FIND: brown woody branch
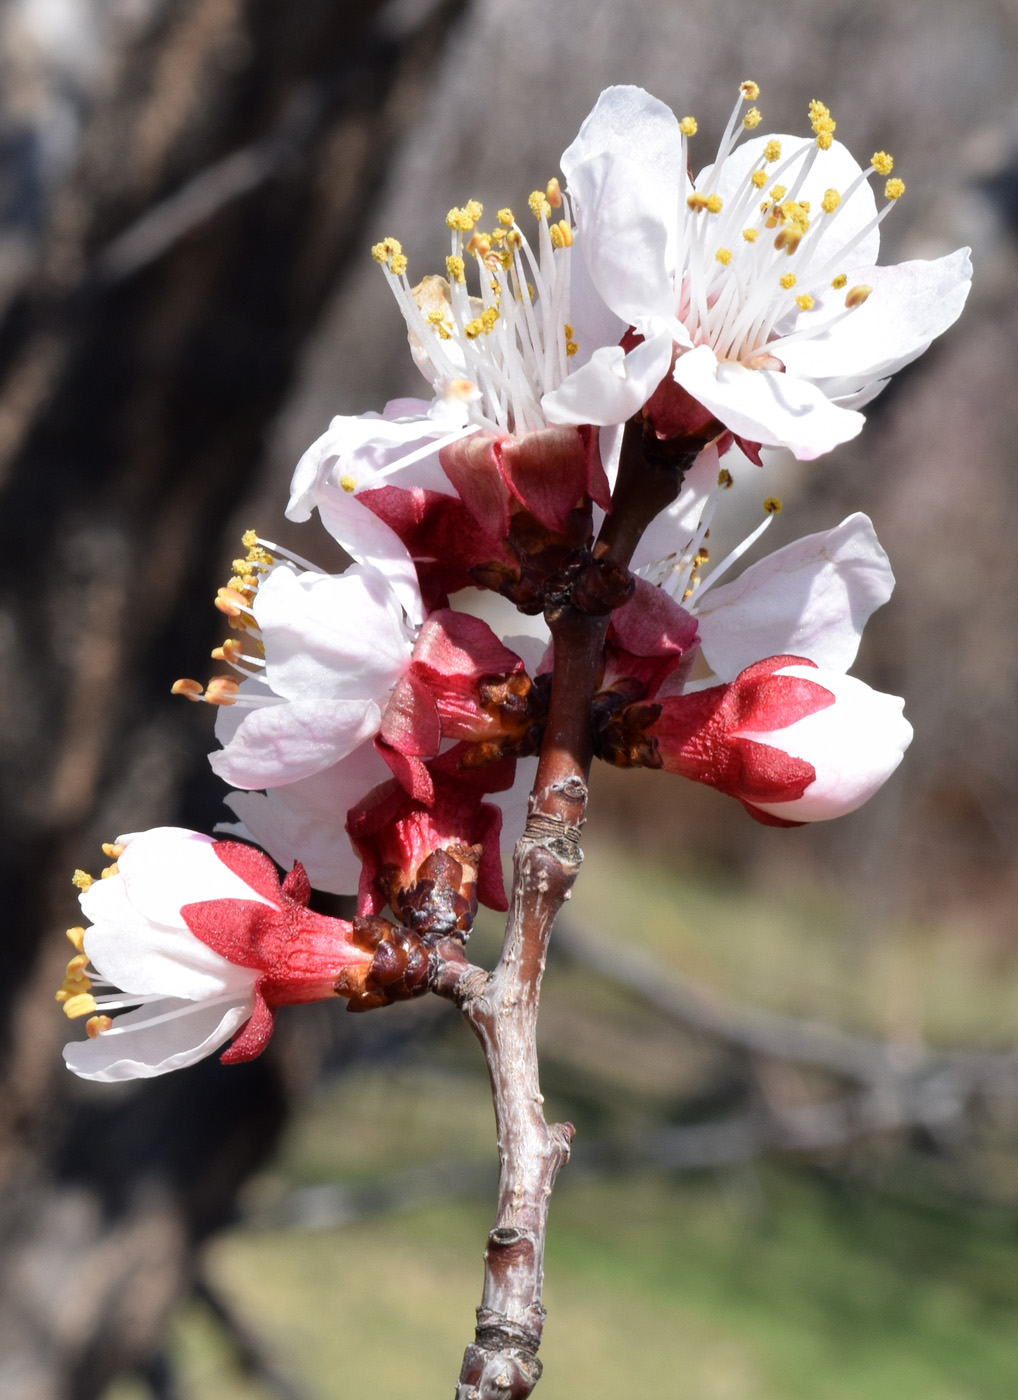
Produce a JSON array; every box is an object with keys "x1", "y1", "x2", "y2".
[{"x1": 431, "y1": 416, "x2": 703, "y2": 1398}]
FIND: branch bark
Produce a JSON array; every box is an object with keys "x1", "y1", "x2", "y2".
[{"x1": 432, "y1": 417, "x2": 700, "y2": 1398}]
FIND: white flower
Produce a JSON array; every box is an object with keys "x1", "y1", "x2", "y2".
[
  {"x1": 543, "y1": 84, "x2": 972, "y2": 459},
  {"x1": 175, "y1": 536, "x2": 417, "y2": 792},
  {"x1": 60, "y1": 830, "x2": 269, "y2": 1081},
  {"x1": 60, "y1": 829, "x2": 378, "y2": 1080}
]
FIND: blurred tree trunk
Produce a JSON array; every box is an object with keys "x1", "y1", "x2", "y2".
[{"x1": 0, "y1": 1, "x2": 467, "y2": 1395}]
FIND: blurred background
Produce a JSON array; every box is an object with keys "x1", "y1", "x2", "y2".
[{"x1": 2, "y1": 0, "x2": 1018, "y2": 1396}]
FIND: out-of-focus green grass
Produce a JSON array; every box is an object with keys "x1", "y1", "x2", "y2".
[{"x1": 106, "y1": 845, "x2": 1018, "y2": 1399}]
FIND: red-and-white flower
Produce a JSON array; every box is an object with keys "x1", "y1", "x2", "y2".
[
  {"x1": 543, "y1": 84, "x2": 971, "y2": 459},
  {"x1": 60, "y1": 829, "x2": 382, "y2": 1080}
]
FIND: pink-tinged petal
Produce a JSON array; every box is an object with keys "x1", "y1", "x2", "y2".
[
  {"x1": 741, "y1": 666, "x2": 912, "y2": 822},
  {"x1": 672, "y1": 345, "x2": 864, "y2": 460},
  {"x1": 256, "y1": 566, "x2": 411, "y2": 704},
  {"x1": 439, "y1": 434, "x2": 513, "y2": 538},
  {"x1": 63, "y1": 996, "x2": 253, "y2": 1082},
  {"x1": 542, "y1": 335, "x2": 676, "y2": 427},
  {"x1": 379, "y1": 671, "x2": 442, "y2": 757},
  {"x1": 497, "y1": 426, "x2": 603, "y2": 530},
  {"x1": 776, "y1": 249, "x2": 972, "y2": 383},
  {"x1": 209, "y1": 698, "x2": 383, "y2": 790},
  {"x1": 696, "y1": 514, "x2": 894, "y2": 680}
]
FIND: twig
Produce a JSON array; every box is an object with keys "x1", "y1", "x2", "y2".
[{"x1": 430, "y1": 419, "x2": 699, "y2": 1399}]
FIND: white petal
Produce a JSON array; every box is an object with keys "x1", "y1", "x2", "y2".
[
  {"x1": 83, "y1": 903, "x2": 256, "y2": 1000},
  {"x1": 565, "y1": 227, "x2": 628, "y2": 373},
  {"x1": 672, "y1": 345, "x2": 864, "y2": 459},
  {"x1": 256, "y1": 566, "x2": 411, "y2": 704},
  {"x1": 777, "y1": 249, "x2": 972, "y2": 383},
  {"x1": 223, "y1": 742, "x2": 391, "y2": 895},
  {"x1": 562, "y1": 87, "x2": 685, "y2": 207},
  {"x1": 696, "y1": 513, "x2": 894, "y2": 679},
  {"x1": 543, "y1": 334, "x2": 674, "y2": 426},
  {"x1": 113, "y1": 828, "x2": 279, "y2": 922},
  {"x1": 740, "y1": 667, "x2": 912, "y2": 821},
  {"x1": 566, "y1": 151, "x2": 680, "y2": 330},
  {"x1": 209, "y1": 698, "x2": 382, "y2": 789},
  {"x1": 63, "y1": 996, "x2": 253, "y2": 1082},
  {"x1": 629, "y1": 445, "x2": 721, "y2": 577}
]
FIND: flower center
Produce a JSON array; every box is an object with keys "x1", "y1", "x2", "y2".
[
  {"x1": 676, "y1": 84, "x2": 900, "y2": 366},
  {"x1": 371, "y1": 182, "x2": 576, "y2": 436}
]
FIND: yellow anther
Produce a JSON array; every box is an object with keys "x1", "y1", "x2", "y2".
[
  {"x1": 680, "y1": 116, "x2": 698, "y2": 137},
  {"x1": 549, "y1": 220, "x2": 574, "y2": 249},
  {"x1": 446, "y1": 254, "x2": 466, "y2": 284},
  {"x1": 809, "y1": 99, "x2": 836, "y2": 149},
  {"x1": 215, "y1": 586, "x2": 248, "y2": 617},
  {"x1": 545, "y1": 177, "x2": 562, "y2": 208},
  {"x1": 769, "y1": 184, "x2": 787, "y2": 201},
  {"x1": 528, "y1": 190, "x2": 551, "y2": 220},
  {"x1": 506, "y1": 230, "x2": 522, "y2": 248},
  {"x1": 480, "y1": 306, "x2": 499, "y2": 332},
  {"x1": 211, "y1": 638, "x2": 245, "y2": 664},
  {"x1": 464, "y1": 317, "x2": 483, "y2": 339},
  {"x1": 687, "y1": 192, "x2": 707, "y2": 211},
  {"x1": 65, "y1": 953, "x2": 89, "y2": 979},
  {"x1": 774, "y1": 228, "x2": 803, "y2": 254},
  {"x1": 764, "y1": 496, "x2": 782, "y2": 515},
  {"x1": 466, "y1": 233, "x2": 490, "y2": 258},
  {"x1": 446, "y1": 203, "x2": 482, "y2": 232},
  {"x1": 241, "y1": 529, "x2": 258, "y2": 549},
  {"x1": 831, "y1": 273, "x2": 848, "y2": 290},
  {"x1": 705, "y1": 193, "x2": 723, "y2": 214},
  {"x1": 871, "y1": 151, "x2": 894, "y2": 176},
  {"x1": 764, "y1": 140, "x2": 781, "y2": 163},
  {"x1": 821, "y1": 188, "x2": 841, "y2": 215},
  {"x1": 740, "y1": 80, "x2": 760, "y2": 101},
  {"x1": 339, "y1": 474, "x2": 357, "y2": 493},
  {"x1": 743, "y1": 227, "x2": 759, "y2": 242},
  {"x1": 205, "y1": 677, "x2": 240, "y2": 706},
  {"x1": 717, "y1": 468, "x2": 734, "y2": 489},
  {"x1": 715, "y1": 248, "x2": 733, "y2": 266},
  {"x1": 497, "y1": 207, "x2": 514, "y2": 227},
  {"x1": 750, "y1": 170, "x2": 767, "y2": 189},
  {"x1": 795, "y1": 293, "x2": 815, "y2": 311},
  {"x1": 743, "y1": 107, "x2": 762, "y2": 129},
  {"x1": 390, "y1": 253, "x2": 407, "y2": 276},
  {"x1": 101, "y1": 841, "x2": 126, "y2": 859},
  {"x1": 465, "y1": 199, "x2": 482, "y2": 221},
  {"x1": 779, "y1": 273, "x2": 797, "y2": 290},
  {"x1": 695, "y1": 547, "x2": 710, "y2": 565},
  {"x1": 72, "y1": 870, "x2": 93, "y2": 892},
  {"x1": 171, "y1": 677, "x2": 204, "y2": 701},
  {"x1": 565, "y1": 340, "x2": 578, "y2": 357},
  {"x1": 884, "y1": 177, "x2": 905, "y2": 200},
  {"x1": 66, "y1": 926, "x2": 85, "y2": 953},
  {"x1": 63, "y1": 992, "x2": 97, "y2": 1020},
  {"x1": 370, "y1": 236, "x2": 403, "y2": 266},
  {"x1": 100, "y1": 862, "x2": 119, "y2": 880},
  {"x1": 845, "y1": 284, "x2": 873, "y2": 309},
  {"x1": 86, "y1": 1015, "x2": 113, "y2": 1039}
]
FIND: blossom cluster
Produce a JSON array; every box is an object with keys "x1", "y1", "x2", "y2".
[{"x1": 60, "y1": 83, "x2": 970, "y2": 1080}]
